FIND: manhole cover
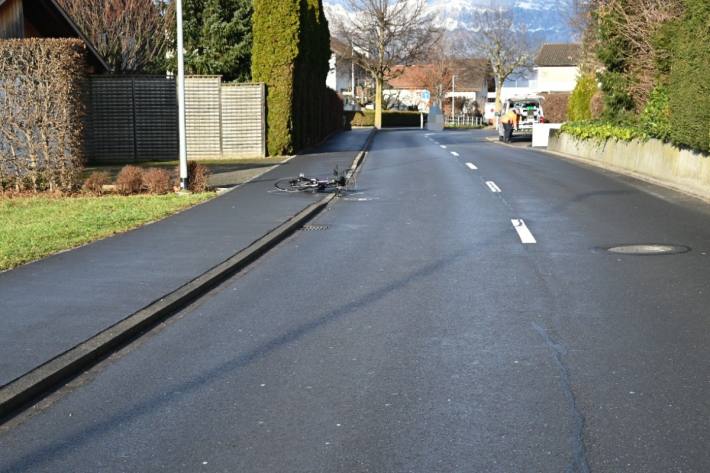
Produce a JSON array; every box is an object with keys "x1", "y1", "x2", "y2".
[
  {"x1": 301, "y1": 224, "x2": 329, "y2": 231},
  {"x1": 607, "y1": 244, "x2": 690, "y2": 255}
]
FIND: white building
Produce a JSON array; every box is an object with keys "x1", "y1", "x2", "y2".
[
  {"x1": 384, "y1": 59, "x2": 493, "y2": 114},
  {"x1": 533, "y1": 43, "x2": 581, "y2": 93},
  {"x1": 485, "y1": 44, "x2": 582, "y2": 122},
  {"x1": 326, "y1": 38, "x2": 371, "y2": 109}
]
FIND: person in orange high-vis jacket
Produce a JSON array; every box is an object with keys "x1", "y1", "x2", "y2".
[{"x1": 501, "y1": 108, "x2": 518, "y2": 143}]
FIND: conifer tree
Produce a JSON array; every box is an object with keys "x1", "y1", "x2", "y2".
[{"x1": 180, "y1": 0, "x2": 253, "y2": 82}]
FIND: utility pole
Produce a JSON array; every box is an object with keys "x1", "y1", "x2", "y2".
[
  {"x1": 351, "y1": 43, "x2": 355, "y2": 100},
  {"x1": 451, "y1": 75, "x2": 455, "y2": 122},
  {"x1": 176, "y1": 0, "x2": 188, "y2": 190}
]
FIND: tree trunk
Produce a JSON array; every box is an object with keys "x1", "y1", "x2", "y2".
[
  {"x1": 494, "y1": 76, "x2": 503, "y2": 127},
  {"x1": 375, "y1": 76, "x2": 383, "y2": 129}
]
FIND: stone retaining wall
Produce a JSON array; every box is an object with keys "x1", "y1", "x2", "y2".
[{"x1": 548, "y1": 130, "x2": 710, "y2": 200}]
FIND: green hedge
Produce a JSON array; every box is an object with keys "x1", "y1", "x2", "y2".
[
  {"x1": 667, "y1": 0, "x2": 709, "y2": 153},
  {"x1": 252, "y1": 0, "x2": 342, "y2": 155},
  {"x1": 567, "y1": 73, "x2": 597, "y2": 121},
  {"x1": 346, "y1": 110, "x2": 424, "y2": 127},
  {"x1": 560, "y1": 120, "x2": 648, "y2": 143},
  {"x1": 251, "y1": 0, "x2": 300, "y2": 155}
]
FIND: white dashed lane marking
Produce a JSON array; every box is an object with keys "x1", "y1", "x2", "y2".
[
  {"x1": 451, "y1": 151, "x2": 459, "y2": 157},
  {"x1": 465, "y1": 162, "x2": 477, "y2": 170},
  {"x1": 440, "y1": 145, "x2": 447, "y2": 149},
  {"x1": 512, "y1": 219, "x2": 537, "y2": 244},
  {"x1": 485, "y1": 181, "x2": 501, "y2": 193}
]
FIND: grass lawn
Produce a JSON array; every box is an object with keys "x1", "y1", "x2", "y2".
[{"x1": 0, "y1": 193, "x2": 213, "y2": 271}]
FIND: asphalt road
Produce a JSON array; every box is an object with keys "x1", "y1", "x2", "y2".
[
  {"x1": 2, "y1": 129, "x2": 710, "y2": 472},
  {"x1": 0, "y1": 128, "x2": 371, "y2": 386}
]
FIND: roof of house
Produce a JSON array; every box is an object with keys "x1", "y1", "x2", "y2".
[
  {"x1": 535, "y1": 43, "x2": 581, "y2": 67},
  {"x1": 330, "y1": 37, "x2": 350, "y2": 56},
  {"x1": 0, "y1": 0, "x2": 109, "y2": 71},
  {"x1": 387, "y1": 59, "x2": 492, "y2": 92}
]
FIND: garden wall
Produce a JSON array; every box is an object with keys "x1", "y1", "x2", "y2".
[
  {"x1": 87, "y1": 76, "x2": 266, "y2": 162},
  {"x1": 549, "y1": 131, "x2": 710, "y2": 200}
]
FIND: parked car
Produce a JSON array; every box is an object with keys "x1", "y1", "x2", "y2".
[{"x1": 497, "y1": 96, "x2": 545, "y2": 140}]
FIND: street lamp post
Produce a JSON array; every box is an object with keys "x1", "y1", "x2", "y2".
[
  {"x1": 176, "y1": 0, "x2": 188, "y2": 190},
  {"x1": 451, "y1": 75, "x2": 455, "y2": 123}
]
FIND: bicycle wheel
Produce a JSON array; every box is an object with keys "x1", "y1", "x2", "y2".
[
  {"x1": 274, "y1": 177, "x2": 317, "y2": 192},
  {"x1": 274, "y1": 177, "x2": 302, "y2": 192}
]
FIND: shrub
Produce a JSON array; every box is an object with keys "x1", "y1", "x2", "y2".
[
  {"x1": 590, "y1": 92, "x2": 605, "y2": 119},
  {"x1": 82, "y1": 171, "x2": 112, "y2": 195},
  {"x1": 182, "y1": 161, "x2": 210, "y2": 193},
  {"x1": 116, "y1": 165, "x2": 144, "y2": 195},
  {"x1": 667, "y1": 0, "x2": 710, "y2": 153},
  {"x1": 567, "y1": 74, "x2": 598, "y2": 121},
  {"x1": 640, "y1": 86, "x2": 672, "y2": 142},
  {"x1": 540, "y1": 92, "x2": 570, "y2": 123},
  {"x1": 0, "y1": 39, "x2": 88, "y2": 193},
  {"x1": 142, "y1": 168, "x2": 173, "y2": 195},
  {"x1": 561, "y1": 120, "x2": 648, "y2": 143},
  {"x1": 346, "y1": 110, "x2": 424, "y2": 127},
  {"x1": 597, "y1": 71, "x2": 635, "y2": 120}
]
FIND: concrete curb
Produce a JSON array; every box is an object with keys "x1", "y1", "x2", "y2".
[
  {"x1": 488, "y1": 135, "x2": 710, "y2": 205},
  {"x1": 534, "y1": 147, "x2": 710, "y2": 205},
  {"x1": 0, "y1": 128, "x2": 377, "y2": 422}
]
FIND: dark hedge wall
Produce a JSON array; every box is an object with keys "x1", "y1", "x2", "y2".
[
  {"x1": 252, "y1": 0, "x2": 342, "y2": 155},
  {"x1": 667, "y1": 0, "x2": 709, "y2": 152},
  {"x1": 251, "y1": 0, "x2": 300, "y2": 155},
  {"x1": 346, "y1": 110, "x2": 425, "y2": 127}
]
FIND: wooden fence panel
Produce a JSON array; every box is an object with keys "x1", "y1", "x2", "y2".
[
  {"x1": 133, "y1": 77, "x2": 178, "y2": 161},
  {"x1": 88, "y1": 77, "x2": 135, "y2": 162},
  {"x1": 185, "y1": 76, "x2": 221, "y2": 159},
  {"x1": 221, "y1": 83, "x2": 265, "y2": 158},
  {"x1": 87, "y1": 75, "x2": 265, "y2": 163}
]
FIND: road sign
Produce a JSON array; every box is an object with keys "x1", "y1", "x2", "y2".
[{"x1": 421, "y1": 90, "x2": 431, "y2": 101}]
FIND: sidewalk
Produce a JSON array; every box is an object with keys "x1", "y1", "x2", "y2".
[{"x1": 0, "y1": 128, "x2": 373, "y2": 387}]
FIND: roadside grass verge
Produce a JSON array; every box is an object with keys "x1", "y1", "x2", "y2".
[
  {"x1": 0, "y1": 193, "x2": 213, "y2": 271},
  {"x1": 83, "y1": 157, "x2": 287, "y2": 181}
]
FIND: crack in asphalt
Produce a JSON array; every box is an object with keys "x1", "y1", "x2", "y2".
[{"x1": 533, "y1": 322, "x2": 591, "y2": 473}]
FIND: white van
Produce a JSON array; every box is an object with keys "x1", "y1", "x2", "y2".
[{"x1": 497, "y1": 97, "x2": 545, "y2": 140}]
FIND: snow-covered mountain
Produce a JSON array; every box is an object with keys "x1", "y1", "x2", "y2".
[{"x1": 324, "y1": 0, "x2": 575, "y2": 45}]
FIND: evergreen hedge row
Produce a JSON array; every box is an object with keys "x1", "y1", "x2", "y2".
[
  {"x1": 252, "y1": 0, "x2": 342, "y2": 155},
  {"x1": 346, "y1": 111, "x2": 424, "y2": 127},
  {"x1": 251, "y1": 0, "x2": 300, "y2": 155},
  {"x1": 667, "y1": 0, "x2": 709, "y2": 153}
]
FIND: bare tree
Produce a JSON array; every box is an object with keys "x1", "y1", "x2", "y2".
[
  {"x1": 594, "y1": 0, "x2": 684, "y2": 106},
  {"x1": 57, "y1": 0, "x2": 170, "y2": 73},
  {"x1": 407, "y1": 37, "x2": 456, "y2": 107},
  {"x1": 333, "y1": 0, "x2": 439, "y2": 128},
  {"x1": 466, "y1": 8, "x2": 535, "y2": 116}
]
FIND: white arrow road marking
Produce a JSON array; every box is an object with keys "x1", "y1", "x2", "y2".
[
  {"x1": 465, "y1": 162, "x2": 478, "y2": 170},
  {"x1": 511, "y1": 219, "x2": 537, "y2": 244},
  {"x1": 485, "y1": 181, "x2": 501, "y2": 193},
  {"x1": 451, "y1": 151, "x2": 459, "y2": 157}
]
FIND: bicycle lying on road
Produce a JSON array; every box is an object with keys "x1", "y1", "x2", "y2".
[{"x1": 274, "y1": 168, "x2": 349, "y2": 193}]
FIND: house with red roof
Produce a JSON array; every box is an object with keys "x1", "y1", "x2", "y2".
[{"x1": 385, "y1": 59, "x2": 494, "y2": 113}]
